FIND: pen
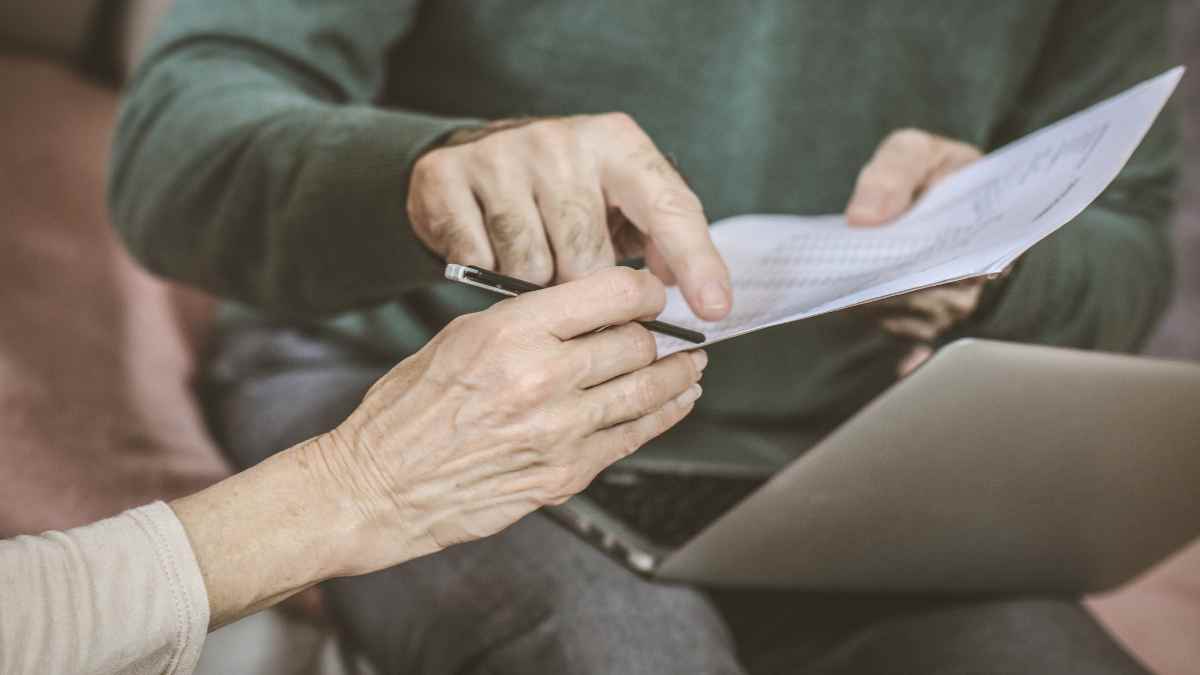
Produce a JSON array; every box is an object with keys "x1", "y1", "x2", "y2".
[{"x1": 444, "y1": 264, "x2": 707, "y2": 345}]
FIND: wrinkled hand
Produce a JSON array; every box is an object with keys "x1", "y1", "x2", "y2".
[
  {"x1": 320, "y1": 267, "x2": 706, "y2": 575},
  {"x1": 845, "y1": 129, "x2": 995, "y2": 376},
  {"x1": 408, "y1": 114, "x2": 733, "y2": 321}
]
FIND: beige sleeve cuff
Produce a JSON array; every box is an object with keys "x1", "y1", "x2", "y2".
[{"x1": 0, "y1": 501, "x2": 210, "y2": 675}]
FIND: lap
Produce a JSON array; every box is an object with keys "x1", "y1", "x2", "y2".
[
  {"x1": 203, "y1": 321, "x2": 1148, "y2": 675},
  {"x1": 203, "y1": 320, "x2": 740, "y2": 675},
  {"x1": 716, "y1": 590, "x2": 1147, "y2": 675}
]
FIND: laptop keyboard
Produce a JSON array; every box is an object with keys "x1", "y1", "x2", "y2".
[{"x1": 581, "y1": 469, "x2": 767, "y2": 549}]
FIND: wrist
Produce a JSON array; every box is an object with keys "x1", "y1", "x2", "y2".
[
  {"x1": 299, "y1": 429, "x2": 431, "y2": 578},
  {"x1": 169, "y1": 437, "x2": 379, "y2": 627},
  {"x1": 284, "y1": 436, "x2": 379, "y2": 579}
]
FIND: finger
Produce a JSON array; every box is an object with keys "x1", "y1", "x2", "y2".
[
  {"x1": 901, "y1": 289, "x2": 960, "y2": 331},
  {"x1": 643, "y1": 239, "x2": 676, "y2": 285},
  {"x1": 408, "y1": 158, "x2": 494, "y2": 269},
  {"x1": 881, "y1": 316, "x2": 940, "y2": 343},
  {"x1": 537, "y1": 183, "x2": 615, "y2": 282},
  {"x1": 507, "y1": 266, "x2": 666, "y2": 340},
  {"x1": 584, "y1": 383, "x2": 702, "y2": 470},
  {"x1": 595, "y1": 117, "x2": 731, "y2": 321},
  {"x1": 846, "y1": 129, "x2": 981, "y2": 227},
  {"x1": 905, "y1": 282, "x2": 985, "y2": 326},
  {"x1": 898, "y1": 344, "x2": 934, "y2": 378},
  {"x1": 582, "y1": 351, "x2": 703, "y2": 430},
  {"x1": 474, "y1": 181, "x2": 555, "y2": 284},
  {"x1": 567, "y1": 323, "x2": 659, "y2": 388},
  {"x1": 846, "y1": 129, "x2": 936, "y2": 227},
  {"x1": 608, "y1": 207, "x2": 645, "y2": 261}
]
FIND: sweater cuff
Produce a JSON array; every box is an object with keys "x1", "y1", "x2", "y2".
[
  {"x1": 128, "y1": 502, "x2": 211, "y2": 675},
  {"x1": 285, "y1": 106, "x2": 484, "y2": 313}
]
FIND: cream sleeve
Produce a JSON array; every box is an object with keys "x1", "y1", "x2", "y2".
[{"x1": 0, "y1": 502, "x2": 209, "y2": 675}]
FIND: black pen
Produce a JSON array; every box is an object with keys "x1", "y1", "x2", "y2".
[{"x1": 444, "y1": 264, "x2": 707, "y2": 345}]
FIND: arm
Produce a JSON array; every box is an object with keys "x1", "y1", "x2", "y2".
[
  {"x1": 109, "y1": 0, "x2": 481, "y2": 318},
  {"x1": 174, "y1": 268, "x2": 705, "y2": 627},
  {"x1": 0, "y1": 269, "x2": 704, "y2": 675},
  {"x1": 111, "y1": 1, "x2": 733, "y2": 322},
  {"x1": 0, "y1": 503, "x2": 209, "y2": 675},
  {"x1": 961, "y1": 0, "x2": 1178, "y2": 350}
]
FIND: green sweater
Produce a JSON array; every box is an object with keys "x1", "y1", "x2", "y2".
[{"x1": 110, "y1": 0, "x2": 1177, "y2": 465}]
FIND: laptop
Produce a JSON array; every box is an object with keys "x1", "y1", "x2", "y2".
[{"x1": 545, "y1": 339, "x2": 1200, "y2": 593}]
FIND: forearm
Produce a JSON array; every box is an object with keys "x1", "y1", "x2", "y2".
[
  {"x1": 961, "y1": 0, "x2": 1177, "y2": 351},
  {"x1": 0, "y1": 440, "x2": 366, "y2": 675},
  {"x1": 169, "y1": 435, "x2": 386, "y2": 628},
  {"x1": 110, "y1": 0, "x2": 482, "y2": 317},
  {"x1": 111, "y1": 48, "x2": 478, "y2": 317}
]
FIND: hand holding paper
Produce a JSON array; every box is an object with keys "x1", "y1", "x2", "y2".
[
  {"x1": 653, "y1": 68, "x2": 1184, "y2": 358},
  {"x1": 845, "y1": 128, "x2": 989, "y2": 375}
]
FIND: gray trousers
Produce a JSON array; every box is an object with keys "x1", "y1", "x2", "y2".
[{"x1": 203, "y1": 321, "x2": 1149, "y2": 675}]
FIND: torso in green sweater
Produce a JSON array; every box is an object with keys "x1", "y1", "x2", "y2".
[{"x1": 114, "y1": 0, "x2": 1175, "y2": 465}]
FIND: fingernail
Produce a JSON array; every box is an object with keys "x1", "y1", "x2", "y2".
[
  {"x1": 679, "y1": 383, "x2": 703, "y2": 404},
  {"x1": 700, "y1": 281, "x2": 730, "y2": 313},
  {"x1": 689, "y1": 350, "x2": 708, "y2": 372}
]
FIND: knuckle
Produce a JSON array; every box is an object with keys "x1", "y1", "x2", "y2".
[
  {"x1": 525, "y1": 118, "x2": 571, "y2": 148},
  {"x1": 653, "y1": 188, "x2": 705, "y2": 218},
  {"x1": 630, "y1": 373, "x2": 661, "y2": 412},
  {"x1": 486, "y1": 212, "x2": 533, "y2": 257},
  {"x1": 617, "y1": 421, "x2": 647, "y2": 456},
  {"x1": 443, "y1": 313, "x2": 479, "y2": 336},
  {"x1": 542, "y1": 465, "x2": 583, "y2": 502},
  {"x1": 487, "y1": 209, "x2": 523, "y2": 237},
  {"x1": 591, "y1": 396, "x2": 613, "y2": 430},
  {"x1": 411, "y1": 149, "x2": 457, "y2": 186},
  {"x1": 887, "y1": 127, "x2": 932, "y2": 151},
  {"x1": 470, "y1": 143, "x2": 507, "y2": 175},
  {"x1": 410, "y1": 201, "x2": 453, "y2": 237},
  {"x1": 595, "y1": 111, "x2": 644, "y2": 139},
  {"x1": 522, "y1": 254, "x2": 555, "y2": 285},
  {"x1": 604, "y1": 267, "x2": 649, "y2": 304},
  {"x1": 626, "y1": 325, "x2": 658, "y2": 367},
  {"x1": 443, "y1": 224, "x2": 493, "y2": 268},
  {"x1": 526, "y1": 410, "x2": 568, "y2": 441},
  {"x1": 601, "y1": 111, "x2": 636, "y2": 128},
  {"x1": 554, "y1": 464, "x2": 585, "y2": 494}
]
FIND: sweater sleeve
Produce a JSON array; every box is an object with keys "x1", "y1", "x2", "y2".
[
  {"x1": 0, "y1": 502, "x2": 209, "y2": 675},
  {"x1": 960, "y1": 0, "x2": 1179, "y2": 350},
  {"x1": 109, "y1": 0, "x2": 481, "y2": 319}
]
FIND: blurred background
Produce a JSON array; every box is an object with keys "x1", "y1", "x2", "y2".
[
  {"x1": 0, "y1": 2, "x2": 1196, "y2": 674},
  {"x1": 1148, "y1": 0, "x2": 1200, "y2": 360}
]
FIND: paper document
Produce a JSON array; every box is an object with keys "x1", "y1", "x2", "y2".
[{"x1": 654, "y1": 68, "x2": 1183, "y2": 357}]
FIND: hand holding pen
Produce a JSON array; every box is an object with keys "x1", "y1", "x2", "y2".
[{"x1": 446, "y1": 264, "x2": 706, "y2": 345}]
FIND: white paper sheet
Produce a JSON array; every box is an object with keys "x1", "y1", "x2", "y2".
[{"x1": 654, "y1": 67, "x2": 1184, "y2": 357}]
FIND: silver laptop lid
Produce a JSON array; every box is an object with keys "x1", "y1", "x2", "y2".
[{"x1": 657, "y1": 339, "x2": 1200, "y2": 593}]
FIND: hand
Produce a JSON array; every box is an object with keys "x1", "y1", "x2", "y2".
[
  {"x1": 845, "y1": 129, "x2": 994, "y2": 376},
  {"x1": 408, "y1": 114, "x2": 733, "y2": 321},
  {"x1": 172, "y1": 267, "x2": 704, "y2": 627},
  {"x1": 322, "y1": 266, "x2": 706, "y2": 574}
]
